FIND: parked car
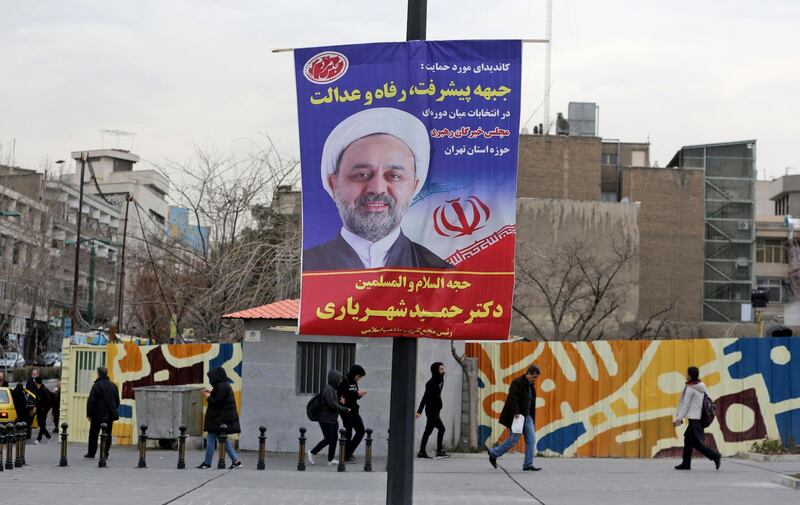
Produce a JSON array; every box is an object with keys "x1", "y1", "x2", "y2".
[
  {"x1": 34, "y1": 352, "x2": 62, "y2": 367},
  {"x1": 0, "y1": 386, "x2": 17, "y2": 423},
  {"x1": 0, "y1": 352, "x2": 25, "y2": 369}
]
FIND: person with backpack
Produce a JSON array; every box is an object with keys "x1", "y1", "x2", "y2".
[
  {"x1": 338, "y1": 364, "x2": 367, "y2": 463},
  {"x1": 673, "y1": 366, "x2": 721, "y2": 470},
  {"x1": 416, "y1": 362, "x2": 448, "y2": 459},
  {"x1": 307, "y1": 370, "x2": 350, "y2": 466},
  {"x1": 197, "y1": 367, "x2": 243, "y2": 469}
]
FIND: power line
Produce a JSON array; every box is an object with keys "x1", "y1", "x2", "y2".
[{"x1": 133, "y1": 198, "x2": 181, "y2": 343}]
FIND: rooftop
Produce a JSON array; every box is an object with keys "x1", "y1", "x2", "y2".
[{"x1": 223, "y1": 299, "x2": 299, "y2": 320}]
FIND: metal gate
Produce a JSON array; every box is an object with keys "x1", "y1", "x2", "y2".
[{"x1": 60, "y1": 341, "x2": 107, "y2": 443}]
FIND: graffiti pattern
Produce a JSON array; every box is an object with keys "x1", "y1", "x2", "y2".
[
  {"x1": 467, "y1": 337, "x2": 800, "y2": 457},
  {"x1": 107, "y1": 343, "x2": 243, "y2": 445}
]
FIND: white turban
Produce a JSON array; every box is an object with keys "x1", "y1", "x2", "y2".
[{"x1": 320, "y1": 107, "x2": 430, "y2": 198}]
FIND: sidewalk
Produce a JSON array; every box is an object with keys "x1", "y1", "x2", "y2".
[{"x1": 1, "y1": 441, "x2": 796, "y2": 505}]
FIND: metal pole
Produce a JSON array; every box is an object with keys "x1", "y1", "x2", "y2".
[
  {"x1": 87, "y1": 241, "x2": 96, "y2": 325},
  {"x1": 543, "y1": 0, "x2": 553, "y2": 134},
  {"x1": 70, "y1": 153, "x2": 87, "y2": 330},
  {"x1": 116, "y1": 194, "x2": 132, "y2": 335},
  {"x1": 257, "y1": 426, "x2": 267, "y2": 470},
  {"x1": 297, "y1": 427, "x2": 306, "y2": 471},
  {"x1": 386, "y1": 5, "x2": 425, "y2": 503},
  {"x1": 177, "y1": 425, "x2": 187, "y2": 469}
]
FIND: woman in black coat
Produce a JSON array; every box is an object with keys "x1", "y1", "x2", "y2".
[{"x1": 197, "y1": 367, "x2": 242, "y2": 469}]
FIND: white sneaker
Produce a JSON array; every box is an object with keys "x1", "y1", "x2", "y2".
[
  {"x1": 306, "y1": 450, "x2": 315, "y2": 465},
  {"x1": 327, "y1": 459, "x2": 338, "y2": 466},
  {"x1": 33, "y1": 440, "x2": 40, "y2": 445}
]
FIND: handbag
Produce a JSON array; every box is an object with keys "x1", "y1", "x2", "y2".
[{"x1": 511, "y1": 415, "x2": 525, "y2": 434}]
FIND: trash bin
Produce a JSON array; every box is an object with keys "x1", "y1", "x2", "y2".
[{"x1": 134, "y1": 385, "x2": 204, "y2": 448}]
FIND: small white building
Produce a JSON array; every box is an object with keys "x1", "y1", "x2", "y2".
[{"x1": 224, "y1": 299, "x2": 465, "y2": 456}]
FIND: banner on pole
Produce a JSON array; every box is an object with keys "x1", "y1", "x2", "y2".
[{"x1": 295, "y1": 40, "x2": 521, "y2": 340}]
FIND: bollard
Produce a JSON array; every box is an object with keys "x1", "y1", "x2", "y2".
[
  {"x1": 364, "y1": 428, "x2": 373, "y2": 472},
  {"x1": 137, "y1": 424, "x2": 148, "y2": 468},
  {"x1": 98, "y1": 423, "x2": 108, "y2": 468},
  {"x1": 59, "y1": 423, "x2": 69, "y2": 467},
  {"x1": 217, "y1": 424, "x2": 229, "y2": 469},
  {"x1": 0, "y1": 425, "x2": 5, "y2": 472},
  {"x1": 5, "y1": 424, "x2": 13, "y2": 470},
  {"x1": 297, "y1": 427, "x2": 306, "y2": 471},
  {"x1": 337, "y1": 428, "x2": 347, "y2": 472},
  {"x1": 257, "y1": 426, "x2": 266, "y2": 470},
  {"x1": 177, "y1": 425, "x2": 187, "y2": 469},
  {"x1": 20, "y1": 422, "x2": 28, "y2": 466},
  {"x1": 14, "y1": 422, "x2": 23, "y2": 468}
]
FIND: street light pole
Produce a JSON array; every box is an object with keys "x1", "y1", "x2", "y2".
[
  {"x1": 69, "y1": 153, "x2": 87, "y2": 333},
  {"x1": 87, "y1": 240, "x2": 96, "y2": 326},
  {"x1": 386, "y1": 4, "x2": 426, "y2": 505}
]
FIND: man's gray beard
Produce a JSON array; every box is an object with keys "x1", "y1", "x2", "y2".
[{"x1": 336, "y1": 193, "x2": 407, "y2": 242}]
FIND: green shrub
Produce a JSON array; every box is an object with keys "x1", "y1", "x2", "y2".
[
  {"x1": 750, "y1": 437, "x2": 790, "y2": 455},
  {"x1": 9, "y1": 366, "x2": 62, "y2": 383}
]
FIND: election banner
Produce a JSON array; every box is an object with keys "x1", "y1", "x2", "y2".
[{"x1": 295, "y1": 40, "x2": 521, "y2": 340}]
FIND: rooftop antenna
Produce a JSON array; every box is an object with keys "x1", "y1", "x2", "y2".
[{"x1": 99, "y1": 129, "x2": 137, "y2": 150}]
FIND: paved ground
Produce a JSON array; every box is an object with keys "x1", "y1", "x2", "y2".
[{"x1": 1, "y1": 441, "x2": 797, "y2": 504}]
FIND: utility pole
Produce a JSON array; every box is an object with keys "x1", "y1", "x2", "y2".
[
  {"x1": 543, "y1": 0, "x2": 553, "y2": 134},
  {"x1": 116, "y1": 194, "x2": 132, "y2": 337},
  {"x1": 385, "y1": 4, "x2": 425, "y2": 505},
  {"x1": 87, "y1": 240, "x2": 96, "y2": 326},
  {"x1": 69, "y1": 153, "x2": 87, "y2": 333}
]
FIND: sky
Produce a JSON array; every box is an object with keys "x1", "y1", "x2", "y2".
[{"x1": 1, "y1": 0, "x2": 798, "y2": 182}]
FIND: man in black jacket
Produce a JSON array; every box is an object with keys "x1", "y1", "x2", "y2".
[
  {"x1": 85, "y1": 366, "x2": 120, "y2": 459},
  {"x1": 416, "y1": 362, "x2": 448, "y2": 459},
  {"x1": 338, "y1": 364, "x2": 367, "y2": 463},
  {"x1": 487, "y1": 364, "x2": 541, "y2": 471}
]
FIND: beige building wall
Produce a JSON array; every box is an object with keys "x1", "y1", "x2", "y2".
[
  {"x1": 512, "y1": 198, "x2": 640, "y2": 339},
  {"x1": 621, "y1": 167, "x2": 704, "y2": 322},
  {"x1": 517, "y1": 135, "x2": 601, "y2": 201}
]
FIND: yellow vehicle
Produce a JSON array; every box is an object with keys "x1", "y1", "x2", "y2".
[
  {"x1": 0, "y1": 386, "x2": 17, "y2": 424},
  {"x1": 0, "y1": 386, "x2": 39, "y2": 428}
]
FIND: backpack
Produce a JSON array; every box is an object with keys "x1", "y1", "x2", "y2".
[
  {"x1": 700, "y1": 393, "x2": 716, "y2": 428},
  {"x1": 306, "y1": 393, "x2": 323, "y2": 422}
]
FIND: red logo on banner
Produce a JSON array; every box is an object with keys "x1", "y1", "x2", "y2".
[
  {"x1": 304, "y1": 51, "x2": 348, "y2": 84},
  {"x1": 433, "y1": 196, "x2": 491, "y2": 238}
]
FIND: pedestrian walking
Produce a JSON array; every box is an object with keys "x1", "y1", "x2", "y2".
[
  {"x1": 25, "y1": 368, "x2": 39, "y2": 391},
  {"x1": 673, "y1": 366, "x2": 721, "y2": 471},
  {"x1": 34, "y1": 377, "x2": 52, "y2": 444},
  {"x1": 85, "y1": 366, "x2": 120, "y2": 459},
  {"x1": 487, "y1": 364, "x2": 541, "y2": 471},
  {"x1": 307, "y1": 370, "x2": 350, "y2": 466},
  {"x1": 416, "y1": 362, "x2": 448, "y2": 459},
  {"x1": 338, "y1": 364, "x2": 367, "y2": 463},
  {"x1": 0, "y1": 371, "x2": 8, "y2": 387},
  {"x1": 51, "y1": 382, "x2": 61, "y2": 429},
  {"x1": 196, "y1": 367, "x2": 242, "y2": 469},
  {"x1": 11, "y1": 383, "x2": 34, "y2": 437}
]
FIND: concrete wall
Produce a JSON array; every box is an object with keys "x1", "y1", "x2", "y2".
[
  {"x1": 621, "y1": 167, "x2": 704, "y2": 322},
  {"x1": 517, "y1": 135, "x2": 601, "y2": 201},
  {"x1": 511, "y1": 198, "x2": 640, "y2": 339},
  {"x1": 239, "y1": 319, "x2": 464, "y2": 456}
]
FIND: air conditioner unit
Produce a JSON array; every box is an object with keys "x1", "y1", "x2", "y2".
[{"x1": 737, "y1": 221, "x2": 750, "y2": 231}]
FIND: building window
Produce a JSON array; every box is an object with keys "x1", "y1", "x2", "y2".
[
  {"x1": 756, "y1": 238, "x2": 787, "y2": 264},
  {"x1": 756, "y1": 277, "x2": 792, "y2": 303},
  {"x1": 296, "y1": 342, "x2": 355, "y2": 395},
  {"x1": 602, "y1": 153, "x2": 618, "y2": 166}
]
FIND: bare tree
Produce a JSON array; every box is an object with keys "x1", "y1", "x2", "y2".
[
  {"x1": 125, "y1": 136, "x2": 301, "y2": 341},
  {"x1": 450, "y1": 341, "x2": 478, "y2": 450},
  {"x1": 513, "y1": 238, "x2": 638, "y2": 341}
]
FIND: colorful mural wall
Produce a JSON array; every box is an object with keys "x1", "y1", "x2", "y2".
[
  {"x1": 107, "y1": 343, "x2": 243, "y2": 445},
  {"x1": 467, "y1": 337, "x2": 800, "y2": 457}
]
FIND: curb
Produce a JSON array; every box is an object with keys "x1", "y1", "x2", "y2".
[
  {"x1": 735, "y1": 451, "x2": 800, "y2": 463},
  {"x1": 774, "y1": 473, "x2": 800, "y2": 490}
]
